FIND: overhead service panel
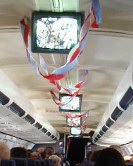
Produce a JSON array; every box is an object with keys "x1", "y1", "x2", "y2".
[
  {"x1": 93, "y1": 60, "x2": 133, "y2": 145},
  {"x1": 0, "y1": 70, "x2": 58, "y2": 142}
]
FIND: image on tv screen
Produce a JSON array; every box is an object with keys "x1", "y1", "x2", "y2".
[
  {"x1": 70, "y1": 127, "x2": 81, "y2": 136},
  {"x1": 36, "y1": 17, "x2": 78, "y2": 50},
  {"x1": 67, "y1": 116, "x2": 81, "y2": 127},
  {"x1": 31, "y1": 12, "x2": 83, "y2": 53},
  {"x1": 59, "y1": 95, "x2": 82, "y2": 112}
]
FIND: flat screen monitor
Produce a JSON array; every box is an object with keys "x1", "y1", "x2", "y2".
[
  {"x1": 31, "y1": 11, "x2": 83, "y2": 54},
  {"x1": 67, "y1": 116, "x2": 81, "y2": 127},
  {"x1": 59, "y1": 94, "x2": 82, "y2": 112},
  {"x1": 70, "y1": 127, "x2": 82, "y2": 136}
]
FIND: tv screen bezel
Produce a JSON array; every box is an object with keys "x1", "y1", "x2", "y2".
[
  {"x1": 66, "y1": 115, "x2": 82, "y2": 127},
  {"x1": 31, "y1": 11, "x2": 84, "y2": 54},
  {"x1": 59, "y1": 93, "x2": 82, "y2": 112},
  {"x1": 70, "y1": 127, "x2": 82, "y2": 136}
]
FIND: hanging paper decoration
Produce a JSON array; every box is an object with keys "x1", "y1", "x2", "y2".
[
  {"x1": 20, "y1": 20, "x2": 79, "y2": 82},
  {"x1": 81, "y1": 112, "x2": 90, "y2": 132},
  {"x1": 92, "y1": 0, "x2": 102, "y2": 25},
  {"x1": 20, "y1": 0, "x2": 102, "y2": 81},
  {"x1": 21, "y1": 16, "x2": 88, "y2": 104},
  {"x1": 66, "y1": 111, "x2": 88, "y2": 119},
  {"x1": 20, "y1": 0, "x2": 102, "y2": 106},
  {"x1": 50, "y1": 70, "x2": 88, "y2": 106}
]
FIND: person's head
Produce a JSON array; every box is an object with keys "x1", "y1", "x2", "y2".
[
  {"x1": 110, "y1": 145, "x2": 122, "y2": 154},
  {"x1": 11, "y1": 147, "x2": 28, "y2": 158},
  {"x1": 27, "y1": 149, "x2": 33, "y2": 158},
  {"x1": 36, "y1": 147, "x2": 46, "y2": 159},
  {"x1": 0, "y1": 142, "x2": 10, "y2": 162},
  {"x1": 45, "y1": 147, "x2": 54, "y2": 158},
  {"x1": 49, "y1": 155, "x2": 61, "y2": 166},
  {"x1": 94, "y1": 148, "x2": 126, "y2": 166},
  {"x1": 58, "y1": 153, "x2": 65, "y2": 160},
  {"x1": 30, "y1": 152, "x2": 40, "y2": 159},
  {"x1": 89, "y1": 150, "x2": 101, "y2": 163}
]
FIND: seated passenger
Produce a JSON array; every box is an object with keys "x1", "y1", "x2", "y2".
[
  {"x1": 36, "y1": 147, "x2": 46, "y2": 159},
  {"x1": 45, "y1": 147, "x2": 54, "y2": 159},
  {"x1": 0, "y1": 142, "x2": 10, "y2": 163},
  {"x1": 110, "y1": 145, "x2": 122, "y2": 154},
  {"x1": 30, "y1": 152, "x2": 40, "y2": 160},
  {"x1": 94, "y1": 148, "x2": 126, "y2": 166},
  {"x1": 49, "y1": 155, "x2": 61, "y2": 166},
  {"x1": 89, "y1": 150, "x2": 101, "y2": 165},
  {"x1": 60, "y1": 156, "x2": 70, "y2": 166},
  {"x1": 27, "y1": 149, "x2": 33, "y2": 158},
  {"x1": 11, "y1": 147, "x2": 28, "y2": 158}
]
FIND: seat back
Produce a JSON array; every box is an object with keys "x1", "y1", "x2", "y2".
[
  {"x1": 35, "y1": 160, "x2": 41, "y2": 166},
  {"x1": 1, "y1": 159, "x2": 15, "y2": 166},
  {"x1": 40, "y1": 160, "x2": 46, "y2": 166},
  {"x1": 13, "y1": 158, "x2": 28, "y2": 166},
  {"x1": 127, "y1": 162, "x2": 133, "y2": 166},
  {"x1": 27, "y1": 158, "x2": 36, "y2": 166},
  {"x1": 45, "y1": 159, "x2": 54, "y2": 166}
]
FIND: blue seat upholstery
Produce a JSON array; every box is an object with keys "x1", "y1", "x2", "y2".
[
  {"x1": 40, "y1": 160, "x2": 46, "y2": 166},
  {"x1": 13, "y1": 158, "x2": 28, "y2": 166},
  {"x1": 1, "y1": 159, "x2": 16, "y2": 166},
  {"x1": 35, "y1": 160, "x2": 41, "y2": 166},
  {"x1": 45, "y1": 159, "x2": 54, "y2": 166},
  {"x1": 127, "y1": 162, "x2": 133, "y2": 166},
  {"x1": 27, "y1": 158, "x2": 36, "y2": 166}
]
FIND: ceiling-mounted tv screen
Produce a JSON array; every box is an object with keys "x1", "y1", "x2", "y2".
[
  {"x1": 59, "y1": 94, "x2": 82, "y2": 112},
  {"x1": 66, "y1": 116, "x2": 81, "y2": 127},
  {"x1": 70, "y1": 127, "x2": 82, "y2": 136},
  {"x1": 31, "y1": 11, "x2": 83, "y2": 54}
]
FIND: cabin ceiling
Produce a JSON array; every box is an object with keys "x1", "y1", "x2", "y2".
[{"x1": 0, "y1": 0, "x2": 133, "y2": 143}]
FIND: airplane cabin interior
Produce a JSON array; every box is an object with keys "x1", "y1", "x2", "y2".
[{"x1": 0, "y1": 0, "x2": 133, "y2": 165}]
